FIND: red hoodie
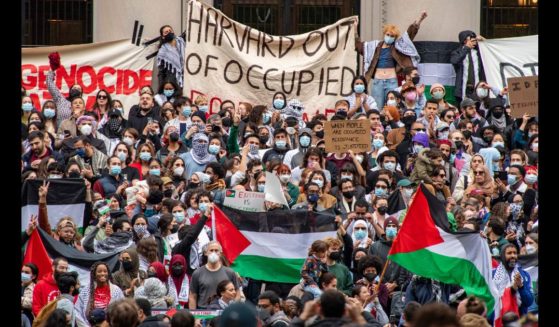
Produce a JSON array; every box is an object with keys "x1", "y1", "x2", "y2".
[{"x1": 32, "y1": 273, "x2": 60, "y2": 316}]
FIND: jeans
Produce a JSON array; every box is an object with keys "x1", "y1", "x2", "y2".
[
  {"x1": 304, "y1": 285, "x2": 323, "y2": 299},
  {"x1": 371, "y1": 77, "x2": 398, "y2": 109}
]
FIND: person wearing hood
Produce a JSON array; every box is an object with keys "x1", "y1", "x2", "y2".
[
  {"x1": 430, "y1": 83, "x2": 457, "y2": 113},
  {"x1": 135, "y1": 277, "x2": 170, "y2": 309},
  {"x1": 349, "y1": 219, "x2": 373, "y2": 251},
  {"x1": 280, "y1": 99, "x2": 306, "y2": 129},
  {"x1": 283, "y1": 128, "x2": 313, "y2": 169},
  {"x1": 113, "y1": 248, "x2": 146, "y2": 298},
  {"x1": 99, "y1": 109, "x2": 128, "y2": 154},
  {"x1": 479, "y1": 147, "x2": 501, "y2": 176},
  {"x1": 409, "y1": 147, "x2": 444, "y2": 186},
  {"x1": 262, "y1": 128, "x2": 291, "y2": 165},
  {"x1": 485, "y1": 97, "x2": 513, "y2": 134},
  {"x1": 82, "y1": 216, "x2": 135, "y2": 254},
  {"x1": 491, "y1": 243, "x2": 534, "y2": 318},
  {"x1": 450, "y1": 30, "x2": 486, "y2": 102},
  {"x1": 168, "y1": 254, "x2": 190, "y2": 308},
  {"x1": 180, "y1": 132, "x2": 217, "y2": 180}
]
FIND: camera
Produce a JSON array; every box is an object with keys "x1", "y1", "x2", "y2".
[{"x1": 212, "y1": 124, "x2": 221, "y2": 133}]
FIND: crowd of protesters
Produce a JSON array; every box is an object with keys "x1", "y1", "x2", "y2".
[{"x1": 20, "y1": 17, "x2": 538, "y2": 327}]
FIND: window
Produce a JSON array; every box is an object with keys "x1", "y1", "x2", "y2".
[{"x1": 481, "y1": 0, "x2": 538, "y2": 39}]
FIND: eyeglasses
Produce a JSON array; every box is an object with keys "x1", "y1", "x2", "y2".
[
  {"x1": 354, "y1": 227, "x2": 367, "y2": 230},
  {"x1": 438, "y1": 174, "x2": 446, "y2": 178},
  {"x1": 413, "y1": 128, "x2": 426, "y2": 132},
  {"x1": 97, "y1": 95, "x2": 107, "y2": 100},
  {"x1": 474, "y1": 171, "x2": 485, "y2": 175},
  {"x1": 445, "y1": 115, "x2": 455, "y2": 119}
]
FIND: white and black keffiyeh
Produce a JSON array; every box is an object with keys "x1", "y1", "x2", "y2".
[
  {"x1": 157, "y1": 36, "x2": 186, "y2": 87},
  {"x1": 363, "y1": 32, "x2": 420, "y2": 75}
]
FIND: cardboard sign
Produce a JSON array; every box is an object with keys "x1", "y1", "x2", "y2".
[
  {"x1": 223, "y1": 189, "x2": 266, "y2": 212},
  {"x1": 507, "y1": 76, "x2": 538, "y2": 117},
  {"x1": 323, "y1": 119, "x2": 371, "y2": 153}
]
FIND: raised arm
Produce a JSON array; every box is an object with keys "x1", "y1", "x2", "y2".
[
  {"x1": 46, "y1": 70, "x2": 72, "y2": 122},
  {"x1": 37, "y1": 181, "x2": 53, "y2": 234},
  {"x1": 407, "y1": 11, "x2": 427, "y2": 41}
]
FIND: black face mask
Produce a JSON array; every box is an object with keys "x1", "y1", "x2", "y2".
[
  {"x1": 171, "y1": 265, "x2": 184, "y2": 277},
  {"x1": 242, "y1": 116, "x2": 249, "y2": 123},
  {"x1": 69, "y1": 88, "x2": 82, "y2": 99},
  {"x1": 336, "y1": 110, "x2": 348, "y2": 118},
  {"x1": 170, "y1": 225, "x2": 179, "y2": 234},
  {"x1": 462, "y1": 130, "x2": 472, "y2": 140},
  {"x1": 169, "y1": 132, "x2": 179, "y2": 142},
  {"x1": 163, "y1": 32, "x2": 175, "y2": 42},
  {"x1": 402, "y1": 116, "x2": 416, "y2": 127},
  {"x1": 188, "y1": 182, "x2": 200, "y2": 189},
  {"x1": 68, "y1": 171, "x2": 81, "y2": 179},
  {"x1": 147, "y1": 271, "x2": 157, "y2": 278},
  {"x1": 342, "y1": 191, "x2": 355, "y2": 199},
  {"x1": 483, "y1": 135, "x2": 493, "y2": 143},
  {"x1": 364, "y1": 272, "x2": 377, "y2": 282},
  {"x1": 222, "y1": 117, "x2": 232, "y2": 127},
  {"x1": 454, "y1": 141, "x2": 464, "y2": 150},
  {"x1": 122, "y1": 261, "x2": 134, "y2": 272},
  {"x1": 492, "y1": 110, "x2": 504, "y2": 119},
  {"x1": 377, "y1": 206, "x2": 388, "y2": 215},
  {"x1": 315, "y1": 131, "x2": 324, "y2": 139},
  {"x1": 329, "y1": 251, "x2": 341, "y2": 261},
  {"x1": 72, "y1": 287, "x2": 80, "y2": 296},
  {"x1": 259, "y1": 135, "x2": 269, "y2": 144},
  {"x1": 411, "y1": 76, "x2": 420, "y2": 85},
  {"x1": 163, "y1": 189, "x2": 174, "y2": 198}
]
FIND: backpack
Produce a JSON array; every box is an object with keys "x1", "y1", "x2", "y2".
[{"x1": 32, "y1": 297, "x2": 59, "y2": 327}]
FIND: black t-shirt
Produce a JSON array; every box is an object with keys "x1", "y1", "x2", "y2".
[{"x1": 122, "y1": 165, "x2": 141, "y2": 181}]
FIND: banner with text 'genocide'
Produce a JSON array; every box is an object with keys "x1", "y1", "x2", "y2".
[
  {"x1": 22, "y1": 39, "x2": 157, "y2": 117},
  {"x1": 184, "y1": 0, "x2": 358, "y2": 118}
]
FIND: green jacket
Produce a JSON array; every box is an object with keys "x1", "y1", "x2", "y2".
[
  {"x1": 286, "y1": 182, "x2": 300, "y2": 208},
  {"x1": 227, "y1": 125, "x2": 240, "y2": 154},
  {"x1": 328, "y1": 262, "x2": 353, "y2": 296}
]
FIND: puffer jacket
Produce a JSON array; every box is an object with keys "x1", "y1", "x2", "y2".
[{"x1": 409, "y1": 148, "x2": 434, "y2": 185}]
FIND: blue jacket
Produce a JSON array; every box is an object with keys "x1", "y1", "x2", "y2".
[
  {"x1": 22, "y1": 148, "x2": 65, "y2": 171},
  {"x1": 491, "y1": 267, "x2": 534, "y2": 316}
]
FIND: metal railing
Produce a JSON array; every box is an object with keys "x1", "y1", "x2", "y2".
[
  {"x1": 22, "y1": 0, "x2": 93, "y2": 46},
  {"x1": 480, "y1": 0, "x2": 538, "y2": 38}
]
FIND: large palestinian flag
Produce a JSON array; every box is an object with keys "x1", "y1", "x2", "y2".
[
  {"x1": 204, "y1": 206, "x2": 337, "y2": 283},
  {"x1": 22, "y1": 179, "x2": 87, "y2": 231},
  {"x1": 388, "y1": 184, "x2": 500, "y2": 320},
  {"x1": 415, "y1": 41, "x2": 460, "y2": 105},
  {"x1": 23, "y1": 227, "x2": 120, "y2": 286}
]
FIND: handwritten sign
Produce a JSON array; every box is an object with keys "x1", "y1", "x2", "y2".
[
  {"x1": 223, "y1": 189, "x2": 266, "y2": 212},
  {"x1": 323, "y1": 119, "x2": 371, "y2": 153},
  {"x1": 507, "y1": 76, "x2": 538, "y2": 117}
]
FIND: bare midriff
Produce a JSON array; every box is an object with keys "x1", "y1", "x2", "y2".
[{"x1": 374, "y1": 68, "x2": 397, "y2": 79}]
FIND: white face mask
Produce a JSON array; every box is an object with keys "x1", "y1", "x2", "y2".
[
  {"x1": 123, "y1": 137, "x2": 134, "y2": 146},
  {"x1": 403, "y1": 188, "x2": 414, "y2": 198},
  {"x1": 525, "y1": 244, "x2": 537, "y2": 254},
  {"x1": 279, "y1": 174, "x2": 291, "y2": 183},
  {"x1": 208, "y1": 252, "x2": 220, "y2": 264},
  {"x1": 174, "y1": 167, "x2": 185, "y2": 176},
  {"x1": 80, "y1": 125, "x2": 92, "y2": 136}
]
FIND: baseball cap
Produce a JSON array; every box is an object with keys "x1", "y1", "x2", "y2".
[
  {"x1": 460, "y1": 98, "x2": 476, "y2": 108},
  {"x1": 397, "y1": 179, "x2": 415, "y2": 187}
]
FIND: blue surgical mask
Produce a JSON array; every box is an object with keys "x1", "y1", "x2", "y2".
[
  {"x1": 182, "y1": 106, "x2": 192, "y2": 117},
  {"x1": 199, "y1": 202, "x2": 209, "y2": 213},
  {"x1": 276, "y1": 140, "x2": 287, "y2": 149},
  {"x1": 22, "y1": 103, "x2": 33, "y2": 112},
  {"x1": 375, "y1": 188, "x2": 387, "y2": 197},
  {"x1": 199, "y1": 105, "x2": 209, "y2": 113},
  {"x1": 373, "y1": 139, "x2": 384, "y2": 149},
  {"x1": 163, "y1": 90, "x2": 174, "y2": 97},
  {"x1": 525, "y1": 174, "x2": 537, "y2": 184},
  {"x1": 308, "y1": 193, "x2": 319, "y2": 203},
  {"x1": 76, "y1": 148, "x2": 86, "y2": 158},
  {"x1": 140, "y1": 152, "x2": 152, "y2": 161},
  {"x1": 21, "y1": 272, "x2": 32, "y2": 283},
  {"x1": 200, "y1": 173, "x2": 211, "y2": 184},
  {"x1": 110, "y1": 165, "x2": 122, "y2": 176},
  {"x1": 43, "y1": 108, "x2": 56, "y2": 118},
  {"x1": 492, "y1": 142, "x2": 504, "y2": 149},
  {"x1": 312, "y1": 179, "x2": 324, "y2": 188},
  {"x1": 507, "y1": 174, "x2": 518, "y2": 186},
  {"x1": 149, "y1": 168, "x2": 161, "y2": 176},
  {"x1": 354, "y1": 84, "x2": 365, "y2": 93},
  {"x1": 384, "y1": 35, "x2": 395, "y2": 44},
  {"x1": 354, "y1": 229, "x2": 367, "y2": 240},
  {"x1": 117, "y1": 152, "x2": 127, "y2": 162},
  {"x1": 386, "y1": 227, "x2": 397, "y2": 239},
  {"x1": 476, "y1": 88, "x2": 488, "y2": 98},
  {"x1": 300, "y1": 136, "x2": 311, "y2": 147},
  {"x1": 450, "y1": 153, "x2": 456, "y2": 164},
  {"x1": 257, "y1": 184, "x2": 265, "y2": 192},
  {"x1": 263, "y1": 113, "x2": 271, "y2": 124},
  {"x1": 383, "y1": 162, "x2": 396, "y2": 172},
  {"x1": 173, "y1": 212, "x2": 185, "y2": 223},
  {"x1": 273, "y1": 99, "x2": 285, "y2": 109},
  {"x1": 208, "y1": 144, "x2": 220, "y2": 155}
]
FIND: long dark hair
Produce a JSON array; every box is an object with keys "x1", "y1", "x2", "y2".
[
  {"x1": 351, "y1": 75, "x2": 369, "y2": 95},
  {"x1": 158, "y1": 25, "x2": 173, "y2": 49},
  {"x1": 206, "y1": 280, "x2": 234, "y2": 305},
  {"x1": 87, "y1": 262, "x2": 113, "y2": 318}
]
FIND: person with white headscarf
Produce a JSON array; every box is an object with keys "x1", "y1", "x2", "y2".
[{"x1": 180, "y1": 133, "x2": 217, "y2": 180}]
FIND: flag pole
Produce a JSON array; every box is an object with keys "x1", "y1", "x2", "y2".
[{"x1": 379, "y1": 259, "x2": 390, "y2": 284}]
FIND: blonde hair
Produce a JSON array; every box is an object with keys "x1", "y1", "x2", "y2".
[
  {"x1": 194, "y1": 95, "x2": 209, "y2": 106},
  {"x1": 383, "y1": 24, "x2": 401, "y2": 39},
  {"x1": 323, "y1": 236, "x2": 342, "y2": 248}
]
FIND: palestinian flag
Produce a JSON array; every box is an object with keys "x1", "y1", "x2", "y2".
[
  {"x1": 388, "y1": 184, "x2": 501, "y2": 321},
  {"x1": 387, "y1": 189, "x2": 407, "y2": 216},
  {"x1": 518, "y1": 252, "x2": 538, "y2": 294},
  {"x1": 203, "y1": 206, "x2": 337, "y2": 283},
  {"x1": 414, "y1": 41, "x2": 460, "y2": 105},
  {"x1": 23, "y1": 227, "x2": 120, "y2": 285},
  {"x1": 22, "y1": 179, "x2": 87, "y2": 231}
]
